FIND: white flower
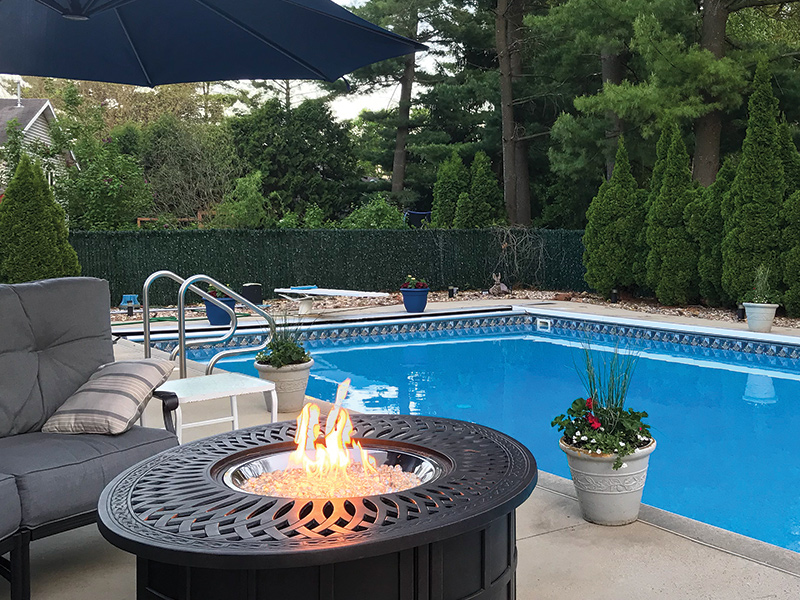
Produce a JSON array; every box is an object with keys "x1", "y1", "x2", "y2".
[
  {"x1": 600, "y1": 427, "x2": 605, "y2": 431},
  {"x1": 621, "y1": 463, "x2": 628, "y2": 469},
  {"x1": 619, "y1": 442, "x2": 625, "y2": 447},
  {"x1": 581, "y1": 436, "x2": 588, "y2": 441},
  {"x1": 596, "y1": 449, "x2": 601, "y2": 454},
  {"x1": 575, "y1": 431, "x2": 581, "y2": 436},
  {"x1": 590, "y1": 439, "x2": 596, "y2": 443}
]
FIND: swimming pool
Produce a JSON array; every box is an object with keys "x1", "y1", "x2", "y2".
[{"x1": 182, "y1": 312, "x2": 800, "y2": 552}]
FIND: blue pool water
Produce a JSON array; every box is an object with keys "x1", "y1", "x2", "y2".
[{"x1": 196, "y1": 328, "x2": 800, "y2": 552}]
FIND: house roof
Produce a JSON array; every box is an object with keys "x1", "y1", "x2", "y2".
[{"x1": 0, "y1": 98, "x2": 55, "y2": 145}]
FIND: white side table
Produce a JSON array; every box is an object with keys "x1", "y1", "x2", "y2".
[{"x1": 156, "y1": 373, "x2": 279, "y2": 443}]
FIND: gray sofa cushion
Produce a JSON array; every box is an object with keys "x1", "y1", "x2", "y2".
[
  {"x1": 0, "y1": 277, "x2": 114, "y2": 437},
  {"x1": 0, "y1": 473, "x2": 21, "y2": 540},
  {"x1": 0, "y1": 428, "x2": 177, "y2": 528}
]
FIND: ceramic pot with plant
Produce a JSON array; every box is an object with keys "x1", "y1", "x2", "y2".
[
  {"x1": 400, "y1": 275, "x2": 429, "y2": 313},
  {"x1": 254, "y1": 324, "x2": 313, "y2": 413},
  {"x1": 204, "y1": 283, "x2": 237, "y2": 326},
  {"x1": 742, "y1": 265, "x2": 781, "y2": 333},
  {"x1": 552, "y1": 344, "x2": 655, "y2": 526}
]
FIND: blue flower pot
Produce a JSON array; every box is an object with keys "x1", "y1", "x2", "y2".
[
  {"x1": 400, "y1": 288, "x2": 429, "y2": 313},
  {"x1": 204, "y1": 297, "x2": 237, "y2": 325}
]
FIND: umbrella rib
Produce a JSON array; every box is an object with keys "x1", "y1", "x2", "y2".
[
  {"x1": 190, "y1": 0, "x2": 333, "y2": 81},
  {"x1": 114, "y1": 9, "x2": 154, "y2": 87}
]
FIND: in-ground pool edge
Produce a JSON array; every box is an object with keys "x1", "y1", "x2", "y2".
[{"x1": 536, "y1": 471, "x2": 800, "y2": 576}]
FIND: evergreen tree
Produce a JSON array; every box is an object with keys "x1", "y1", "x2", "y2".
[
  {"x1": 0, "y1": 155, "x2": 80, "y2": 283},
  {"x1": 431, "y1": 151, "x2": 468, "y2": 228},
  {"x1": 643, "y1": 123, "x2": 672, "y2": 290},
  {"x1": 777, "y1": 120, "x2": 800, "y2": 198},
  {"x1": 646, "y1": 124, "x2": 697, "y2": 305},
  {"x1": 340, "y1": 193, "x2": 408, "y2": 229},
  {"x1": 468, "y1": 152, "x2": 505, "y2": 224},
  {"x1": 453, "y1": 190, "x2": 492, "y2": 229},
  {"x1": 722, "y1": 62, "x2": 784, "y2": 302},
  {"x1": 208, "y1": 172, "x2": 274, "y2": 229},
  {"x1": 685, "y1": 156, "x2": 736, "y2": 306},
  {"x1": 583, "y1": 137, "x2": 644, "y2": 296},
  {"x1": 782, "y1": 189, "x2": 800, "y2": 316}
]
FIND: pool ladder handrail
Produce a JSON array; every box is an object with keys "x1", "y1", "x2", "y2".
[{"x1": 142, "y1": 271, "x2": 276, "y2": 378}]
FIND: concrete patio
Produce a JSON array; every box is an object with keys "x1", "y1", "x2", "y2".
[{"x1": 3, "y1": 300, "x2": 799, "y2": 599}]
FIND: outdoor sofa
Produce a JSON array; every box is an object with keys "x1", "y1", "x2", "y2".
[{"x1": 0, "y1": 277, "x2": 179, "y2": 600}]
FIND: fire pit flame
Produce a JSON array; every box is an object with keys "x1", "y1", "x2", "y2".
[
  {"x1": 238, "y1": 379, "x2": 423, "y2": 498},
  {"x1": 287, "y1": 386, "x2": 377, "y2": 477}
]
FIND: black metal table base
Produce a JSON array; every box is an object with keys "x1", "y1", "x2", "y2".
[{"x1": 137, "y1": 512, "x2": 516, "y2": 600}]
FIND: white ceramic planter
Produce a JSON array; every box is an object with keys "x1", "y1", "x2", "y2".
[
  {"x1": 560, "y1": 438, "x2": 656, "y2": 526},
  {"x1": 743, "y1": 302, "x2": 779, "y2": 333},
  {"x1": 254, "y1": 359, "x2": 314, "y2": 413}
]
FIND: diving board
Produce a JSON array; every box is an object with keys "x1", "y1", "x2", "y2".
[{"x1": 274, "y1": 286, "x2": 390, "y2": 314}]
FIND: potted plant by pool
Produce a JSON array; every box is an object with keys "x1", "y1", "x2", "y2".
[
  {"x1": 742, "y1": 265, "x2": 781, "y2": 333},
  {"x1": 551, "y1": 344, "x2": 655, "y2": 526},
  {"x1": 400, "y1": 275, "x2": 429, "y2": 313},
  {"x1": 254, "y1": 323, "x2": 313, "y2": 413},
  {"x1": 204, "y1": 283, "x2": 237, "y2": 326}
]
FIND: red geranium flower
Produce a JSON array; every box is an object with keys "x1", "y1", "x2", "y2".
[
  {"x1": 585, "y1": 398, "x2": 593, "y2": 410},
  {"x1": 587, "y1": 414, "x2": 602, "y2": 430}
]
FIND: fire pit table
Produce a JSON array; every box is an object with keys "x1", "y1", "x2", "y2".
[{"x1": 98, "y1": 413, "x2": 537, "y2": 600}]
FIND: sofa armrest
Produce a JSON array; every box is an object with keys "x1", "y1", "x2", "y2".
[{"x1": 151, "y1": 390, "x2": 180, "y2": 435}]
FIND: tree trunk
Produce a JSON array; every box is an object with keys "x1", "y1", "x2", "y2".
[
  {"x1": 509, "y1": 0, "x2": 531, "y2": 225},
  {"x1": 496, "y1": 0, "x2": 519, "y2": 223},
  {"x1": 391, "y1": 41, "x2": 417, "y2": 194},
  {"x1": 601, "y1": 51, "x2": 625, "y2": 179},
  {"x1": 694, "y1": 1, "x2": 729, "y2": 186}
]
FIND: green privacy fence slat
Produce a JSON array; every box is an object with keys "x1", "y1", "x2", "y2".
[{"x1": 69, "y1": 229, "x2": 589, "y2": 307}]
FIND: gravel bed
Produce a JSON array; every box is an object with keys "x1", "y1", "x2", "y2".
[{"x1": 109, "y1": 289, "x2": 800, "y2": 330}]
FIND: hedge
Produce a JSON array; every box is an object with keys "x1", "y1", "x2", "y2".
[{"x1": 69, "y1": 228, "x2": 589, "y2": 307}]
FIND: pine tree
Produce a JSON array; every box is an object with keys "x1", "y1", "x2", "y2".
[
  {"x1": 0, "y1": 155, "x2": 80, "y2": 283},
  {"x1": 431, "y1": 151, "x2": 468, "y2": 228},
  {"x1": 468, "y1": 151, "x2": 505, "y2": 225},
  {"x1": 582, "y1": 137, "x2": 644, "y2": 297},
  {"x1": 721, "y1": 62, "x2": 784, "y2": 302},
  {"x1": 685, "y1": 156, "x2": 736, "y2": 306},
  {"x1": 782, "y1": 189, "x2": 800, "y2": 316},
  {"x1": 645, "y1": 124, "x2": 697, "y2": 305}
]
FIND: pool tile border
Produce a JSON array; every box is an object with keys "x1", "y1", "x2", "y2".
[{"x1": 152, "y1": 309, "x2": 800, "y2": 371}]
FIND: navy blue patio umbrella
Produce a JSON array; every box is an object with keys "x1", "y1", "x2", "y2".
[{"x1": 0, "y1": 0, "x2": 425, "y2": 86}]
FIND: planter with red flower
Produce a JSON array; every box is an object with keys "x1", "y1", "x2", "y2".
[
  {"x1": 204, "y1": 283, "x2": 237, "y2": 326},
  {"x1": 551, "y1": 345, "x2": 655, "y2": 526},
  {"x1": 400, "y1": 275, "x2": 429, "y2": 313}
]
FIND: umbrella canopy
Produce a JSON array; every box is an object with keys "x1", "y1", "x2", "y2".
[{"x1": 0, "y1": 0, "x2": 425, "y2": 86}]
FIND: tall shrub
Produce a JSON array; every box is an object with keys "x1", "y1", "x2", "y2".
[
  {"x1": 782, "y1": 189, "x2": 800, "y2": 316},
  {"x1": 583, "y1": 137, "x2": 644, "y2": 297},
  {"x1": 722, "y1": 62, "x2": 784, "y2": 302},
  {"x1": 469, "y1": 151, "x2": 506, "y2": 224},
  {"x1": 340, "y1": 193, "x2": 407, "y2": 229},
  {"x1": 778, "y1": 121, "x2": 800, "y2": 198},
  {"x1": 646, "y1": 124, "x2": 697, "y2": 305},
  {"x1": 685, "y1": 157, "x2": 736, "y2": 306},
  {"x1": 640, "y1": 123, "x2": 671, "y2": 290},
  {"x1": 431, "y1": 151, "x2": 468, "y2": 228},
  {"x1": 209, "y1": 172, "x2": 275, "y2": 229},
  {"x1": 0, "y1": 155, "x2": 80, "y2": 283}
]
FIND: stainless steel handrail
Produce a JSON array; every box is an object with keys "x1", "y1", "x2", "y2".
[
  {"x1": 142, "y1": 271, "x2": 276, "y2": 378},
  {"x1": 142, "y1": 270, "x2": 229, "y2": 358},
  {"x1": 176, "y1": 275, "x2": 276, "y2": 378}
]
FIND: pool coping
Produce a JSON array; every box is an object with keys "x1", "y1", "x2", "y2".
[{"x1": 537, "y1": 471, "x2": 800, "y2": 577}]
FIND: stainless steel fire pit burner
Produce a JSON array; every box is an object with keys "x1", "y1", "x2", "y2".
[{"x1": 98, "y1": 413, "x2": 537, "y2": 600}]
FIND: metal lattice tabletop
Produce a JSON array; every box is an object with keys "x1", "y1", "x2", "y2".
[{"x1": 98, "y1": 414, "x2": 537, "y2": 569}]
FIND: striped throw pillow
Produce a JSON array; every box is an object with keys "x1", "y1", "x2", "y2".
[{"x1": 42, "y1": 359, "x2": 175, "y2": 435}]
